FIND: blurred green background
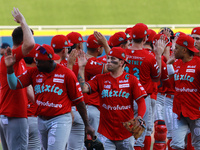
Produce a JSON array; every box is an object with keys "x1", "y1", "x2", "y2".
[{"x1": 0, "y1": 0, "x2": 200, "y2": 25}]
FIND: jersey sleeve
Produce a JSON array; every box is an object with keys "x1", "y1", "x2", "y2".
[
  {"x1": 85, "y1": 58, "x2": 105, "y2": 78},
  {"x1": 12, "y1": 46, "x2": 24, "y2": 62},
  {"x1": 86, "y1": 75, "x2": 99, "y2": 94},
  {"x1": 65, "y1": 69, "x2": 84, "y2": 105},
  {"x1": 149, "y1": 55, "x2": 161, "y2": 80},
  {"x1": 131, "y1": 76, "x2": 147, "y2": 101},
  {"x1": 16, "y1": 69, "x2": 33, "y2": 88}
]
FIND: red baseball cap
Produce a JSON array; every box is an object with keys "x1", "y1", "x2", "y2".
[
  {"x1": 146, "y1": 29, "x2": 157, "y2": 42},
  {"x1": 108, "y1": 47, "x2": 129, "y2": 64},
  {"x1": 125, "y1": 27, "x2": 133, "y2": 40},
  {"x1": 35, "y1": 44, "x2": 60, "y2": 60},
  {"x1": 108, "y1": 32, "x2": 128, "y2": 47},
  {"x1": 191, "y1": 27, "x2": 200, "y2": 35},
  {"x1": 66, "y1": 32, "x2": 86, "y2": 44},
  {"x1": 176, "y1": 35, "x2": 199, "y2": 53},
  {"x1": 87, "y1": 34, "x2": 101, "y2": 48},
  {"x1": 174, "y1": 31, "x2": 186, "y2": 37},
  {"x1": 153, "y1": 34, "x2": 172, "y2": 47},
  {"x1": 51, "y1": 35, "x2": 73, "y2": 49},
  {"x1": 132, "y1": 23, "x2": 148, "y2": 39}
]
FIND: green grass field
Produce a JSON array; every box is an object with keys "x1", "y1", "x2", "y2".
[{"x1": 0, "y1": 0, "x2": 200, "y2": 25}]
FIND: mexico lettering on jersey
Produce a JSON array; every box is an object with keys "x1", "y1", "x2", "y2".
[
  {"x1": 0, "y1": 46, "x2": 28, "y2": 118},
  {"x1": 173, "y1": 56, "x2": 200, "y2": 120},
  {"x1": 84, "y1": 57, "x2": 105, "y2": 107},
  {"x1": 86, "y1": 72, "x2": 147, "y2": 140},
  {"x1": 16, "y1": 64, "x2": 83, "y2": 117},
  {"x1": 125, "y1": 49, "x2": 160, "y2": 95}
]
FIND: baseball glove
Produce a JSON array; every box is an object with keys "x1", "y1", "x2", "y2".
[
  {"x1": 85, "y1": 135, "x2": 104, "y2": 150},
  {"x1": 122, "y1": 116, "x2": 146, "y2": 140}
]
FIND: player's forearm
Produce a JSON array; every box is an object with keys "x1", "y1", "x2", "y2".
[
  {"x1": 27, "y1": 85, "x2": 35, "y2": 103},
  {"x1": 7, "y1": 72, "x2": 17, "y2": 90},
  {"x1": 78, "y1": 67, "x2": 89, "y2": 93},
  {"x1": 136, "y1": 97, "x2": 146, "y2": 118},
  {"x1": 103, "y1": 43, "x2": 111, "y2": 55},
  {"x1": 76, "y1": 101, "x2": 90, "y2": 127},
  {"x1": 155, "y1": 55, "x2": 162, "y2": 79},
  {"x1": 21, "y1": 21, "x2": 35, "y2": 56}
]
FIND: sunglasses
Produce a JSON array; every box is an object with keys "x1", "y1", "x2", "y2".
[
  {"x1": 36, "y1": 46, "x2": 52, "y2": 60},
  {"x1": 192, "y1": 37, "x2": 200, "y2": 41}
]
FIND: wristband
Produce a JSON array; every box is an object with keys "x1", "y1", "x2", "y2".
[{"x1": 167, "y1": 64, "x2": 174, "y2": 75}]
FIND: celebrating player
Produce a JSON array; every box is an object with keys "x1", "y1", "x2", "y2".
[
  {"x1": 4, "y1": 44, "x2": 95, "y2": 150},
  {"x1": 78, "y1": 47, "x2": 147, "y2": 149}
]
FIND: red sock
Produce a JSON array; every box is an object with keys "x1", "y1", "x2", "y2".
[
  {"x1": 187, "y1": 133, "x2": 195, "y2": 150},
  {"x1": 134, "y1": 146, "x2": 142, "y2": 150},
  {"x1": 143, "y1": 136, "x2": 151, "y2": 150},
  {"x1": 167, "y1": 139, "x2": 177, "y2": 150}
]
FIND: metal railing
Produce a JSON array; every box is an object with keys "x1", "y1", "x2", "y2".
[{"x1": 0, "y1": 24, "x2": 199, "y2": 30}]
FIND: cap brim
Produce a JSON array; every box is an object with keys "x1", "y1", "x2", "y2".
[
  {"x1": 189, "y1": 47, "x2": 199, "y2": 53},
  {"x1": 52, "y1": 54, "x2": 60, "y2": 60},
  {"x1": 67, "y1": 43, "x2": 73, "y2": 47}
]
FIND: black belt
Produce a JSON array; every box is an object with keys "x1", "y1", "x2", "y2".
[{"x1": 39, "y1": 115, "x2": 58, "y2": 120}]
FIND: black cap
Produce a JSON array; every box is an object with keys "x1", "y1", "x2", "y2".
[{"x1": 1, "y1": 43, "x2": 10, "y2": 49}]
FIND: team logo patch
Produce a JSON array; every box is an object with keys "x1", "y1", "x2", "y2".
[
  {"x1": 126, "y1": 34, "x2": 130, "y2": 38},
  {"x1": 53, "y1": 78, "x2": 64, "y2": 83},
  {"x1": 36, "y1": 78, "x2": 43, "y2": 83},
  {"x1": 144, "y1": 30, "x2": 147, "y2": 35},
  {"x1": 104, "y1": 80, "x2": 111, "y2": 84},
  {"x1": 78, "y1": 37, "x2": 82, "y2": 41},
  {"x1": 109, "y1": 51, "x2": 113, "y2": 54},
  {"x1": 183, "y1": 41, "x2": 188, "y2": 46},
  {"x1": 65, "y1": 41, "x2": 68, "y2": 45},
  {"x1": 104, "y1": 85, "x2": 111, "y2": 89},
  {"x1": 119, "y1": 84, "x2": 130, "y2": 88},
  {"x1": 52, "y1": 44, "x2": 56, "y2": 48},
  {"x1": 194, "y1": 30, "x2": 197, "y2": 33},
  {"x1": 121, "y1": 53, "x2": 125, "y2": 58},
  {"x1": 119, "y1": 37, "x2": 124, "y2": 41},
  {"x1": 194, "y1": 128, "x2": 200, "y2": 136},
  {"x1": 186, "y1": 69, "x2": 195, "y2": 73}
]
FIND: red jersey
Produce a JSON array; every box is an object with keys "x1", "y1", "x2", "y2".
[
  {"x1": 173, "y1": 56, "x2": 200, "y2": 120},
  {"x1": 97, "y1": 55, "x2": 107, "y2": 64},
  {"x1": 16, "y1": 64, "x2": 83, "y2": 117},
  {"x1": 26, "y1": 66, "x2": 38, "y2": 117},
  {"x1": 60, "y1": 58, "x2": 79, "y2": 77},
  {"x1": 87, "y1": 72, "x2": 147, "y2": 140},
  {"x1": 125, "y1": 49, "x2": 160, "y2": 95},
  {"x1": 0, "y1": 46, "x2": 28, "y2": 118},
  {"x1": 84, "y1": 57, "x2": 105, "y2": 106}
]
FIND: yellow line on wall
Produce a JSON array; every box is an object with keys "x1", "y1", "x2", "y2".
[{"x1": 0, "y1": 28, "x2": 193, "y2": 36}]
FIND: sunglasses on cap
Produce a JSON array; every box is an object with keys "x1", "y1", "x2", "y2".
[
  {"x1": 36, "y1": 46, "x2": 53, "y2": 60},
  {"x1": 192, "y1": 37, "x2": 200, "y2": 41}
]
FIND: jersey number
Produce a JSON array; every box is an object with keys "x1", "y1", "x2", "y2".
[{"x1": 124, "y1": 66, "x2": 140, "y2": 80}]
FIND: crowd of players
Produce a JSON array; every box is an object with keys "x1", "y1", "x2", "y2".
[{"x1": 0, "y1": 7, "x2": 200, "y2": 150}]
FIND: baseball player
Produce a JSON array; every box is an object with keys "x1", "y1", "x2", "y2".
[
  {"x1": 98, "y1": 31, "x2": 130, "y2": 64},
  {"x1": 0, "y1": 43, "x2": 10, "y2": 61},
  {"x1": 167, "y1": 34, "x2": 200, "y2": 149},
  {"x1": 78, "y1": 47, "x2": 147, "y2": 150},
  {"x1": 24, "y1": 55, "x2": 41, "y2": 150},
  {"x1": 191, "y1": 27, "x2": 200, "y2": 56},
  {"x1": 125, "y1": 23, "x2": 165, "y2": 150},
  {"x1": 4, "y1": 44, "x2": 95, "y2": 150},
  {"x1": 50, "y1": 34, "x2": 86, "y2": 150},
  {"x1": 82, "y1": 32, "x2": 110, "y2": 135},
  {"x1": 0, "y1": 8, "x2": 35, "y2": 150}
]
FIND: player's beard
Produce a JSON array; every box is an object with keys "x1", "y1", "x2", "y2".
[{"x1": 37, "y1": 66, "x2": 52, "y2": 73}]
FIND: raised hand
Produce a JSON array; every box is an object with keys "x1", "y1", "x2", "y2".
[
  {"x1": 4, "y1": 47, "x2": 16, "y2": 68},
  {"x1": 154, "y1": 35, "x2": 166, "y2": 56},
  {"x1": 11, "y1": 7, "x2": 26, "y2": 24},
  {"x1": 94, "y1": 31, "x2": 107, "y2": 46},
  {"x1": 67, "y1": 49, "x2": 78, "y2": 70},
  {"x1": 78, "y1": 50, "x2": 87, "y2": 68}
]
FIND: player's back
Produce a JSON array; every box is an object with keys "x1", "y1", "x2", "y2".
[{"x1": 125, "y1": 49, "x2": 160, "y2": 94}]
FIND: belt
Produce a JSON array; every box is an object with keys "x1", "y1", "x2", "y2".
[
  {"x1": 39, "y1": 115, "x2": 58, "y2": 120},
  {"x1": 165, "y1": 94, "x2": 174, "y2": 99}
]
